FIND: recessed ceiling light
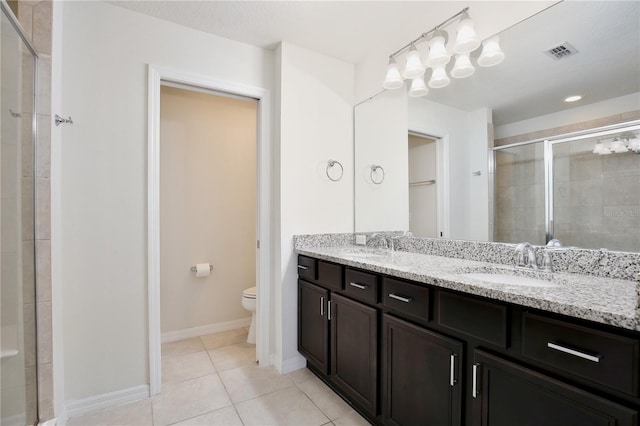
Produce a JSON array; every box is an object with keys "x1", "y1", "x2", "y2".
[{"x1": 564, "y1": 95, "x2": 583, "y2": 103}]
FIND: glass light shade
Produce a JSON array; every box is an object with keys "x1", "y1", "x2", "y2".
[
  {"x1": 402, "y1": 46, "x2": 425, "y2": 79},
  {"x1": 450, "y1": 54, "x2": 475, "y2": 78},
  {"x1": 592, "y1": 141, "x2": 607, "y2": 154},
  {"x1": 428, "y1": 66, "x2": 450, "y2": 88},
  {"x1": 453, "y1": 15, "x2": 480, "y2": 54},
  {"x1": 383, "y1": 59, "x2": 404, "y2": 90},
  {"x1": 408, "y1": 77, "x2": 429, "y2": 97},
  {"x1": 627, "y1": 136, "x2": 640, "y2": 152},
  {"x1": 595, "y1": 140, "x2": 612, "y2": 155},
  {"x1": 477, "y1": 36, "x2": 505, "y2": 67},
  {"x1": 610, "y1": 139, "x2": 628, "y2": 153},
  {"x1": 425, "y1": 35, "x2": 450, "y2": 68}
]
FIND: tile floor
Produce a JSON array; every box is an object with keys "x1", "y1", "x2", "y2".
[{"x1": 66, "y1": 328, "x2": 370, "y2": 426}]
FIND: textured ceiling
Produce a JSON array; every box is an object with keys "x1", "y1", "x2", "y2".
[{"x1": 109, "y1": 1, "x2": 639, "y2": 125}]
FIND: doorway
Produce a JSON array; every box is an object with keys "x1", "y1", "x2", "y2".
[
  {"x1": 159, "y1": 84, "x2": 257, "y2": 344},
  {"x1": 408, "y1": 132, "x2": 439, "y2": 237},
  {"x1": 148, "y1": 66, "x2": 271, "y2": 396}
]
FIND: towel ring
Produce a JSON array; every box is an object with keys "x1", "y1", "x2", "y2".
[
  {"x1": 326, "y1": 160, "x2": 344, "y2": 182},
  {"x1": 370, "y1": 165, "x2": 385, "y2": 184}
]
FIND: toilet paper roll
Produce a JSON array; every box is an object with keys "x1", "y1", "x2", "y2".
[{"x1": 195, "y1": 263, "x2": 211, "y2": 278}]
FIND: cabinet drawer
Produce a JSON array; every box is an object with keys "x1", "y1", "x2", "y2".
[
  {"x1": 522, "y1": 312, "x2": 640, "y2": 397},
  {"x1": 317, "y1": 261, "x2": 343, "y2": 292},
  {"x1": 382, "y1": 278, "x2": 430, "y2": 323},
  {"x1": 344, "y1": 268, "x2": 378, "y2": 304},
  {"x1": 437, "y1": 291, "x2": 508, "y2": 348},
  {"x1": 297, "y1": 256, "x2": 317, "y2": 281}
]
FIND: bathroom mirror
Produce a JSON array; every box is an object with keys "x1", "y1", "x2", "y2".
[{"x1": 354, "y1": 1, "x2": 640, "y2": 251}]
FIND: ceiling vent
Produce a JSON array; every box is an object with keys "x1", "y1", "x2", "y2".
[{"x1": 544, "y1": 42, "x2": 579, "y2": 60}]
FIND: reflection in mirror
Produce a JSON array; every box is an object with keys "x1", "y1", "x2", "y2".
[
  {"x1": 354, "y1": 1, "x2": 640, "y2": 252},
  {"x1": 495, "y1": 122, "x2": 640, "y2": 252}
]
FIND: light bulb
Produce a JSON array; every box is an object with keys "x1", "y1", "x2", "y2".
[
  {"x1": 450, "y1": 54, "x2": 475, "y2": 79},
  {"x1": 382, "y1": 58, "x2": 404, "y2": 90},
  {"x1": 425, "y1": 33, "x2": 451, "y2": 68},
  {"x1": 610, "y1": 139, "x2": 628, "y2": 153},
  {"x1": 403, "y1": 45, "x2": 425, "y2": 79},
  {"x1": 453, "y1": 12, "x2": 480, "y2": 54},
  {"x1": 592, "y1": 141, "x2": 606, "y2": 154},
  {"x1": 428, "y1": 66, "x2": 450, "y2": 88},
  {"x1": 627, "y1": 136, "x2": 640, "y2": 152},
  {"x1": 477, "y1": 36, "x2": 505, "y2": 67},
  {"x1": 408, "y1": 77, "x2": 429, "y2": 97}
]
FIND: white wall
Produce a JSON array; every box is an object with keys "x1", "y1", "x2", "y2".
[
  {"x1": 354, "y1": 89, "x2": 408, "y2": 232},
  {"x1": 496, "y1": 92, "x2": 640, "y2": 139},
  {"x1": 409, "y1": 98, "x2": 491, "y2": 240},
  {"x1": 159, "y1": 86, "x2": 256, "y2": 334},
  {"x1": 59, "y1": 1, "x2": 273, "y2": 402},
  {"x1": 275, "y1": 42, "x2": 354, "y2": 371}
]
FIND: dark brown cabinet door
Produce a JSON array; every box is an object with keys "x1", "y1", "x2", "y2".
[
  {"x1": 298, "y1": 280, "x2": 329, "y2": 374},
  {"x1": 330, "y1": 293, "x2": 378, "y2": 416},
  {"x1": 382, "y1": 314, "x2": 463, "y2": 426},
  {"x1": 472, "y1": 349, "x2": 638, "y2": 426}
]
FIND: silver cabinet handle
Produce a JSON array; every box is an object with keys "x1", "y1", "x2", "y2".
[
  {"x1": 472, "y1": 363, "x2": 479, "y2": 398},
  {"x1": 389, "y1": 293, "x2": 412, "y2": 303},
  {"x1": 297, "y1": 265, "x2": 308, "y2": 270},
  {"x1": 320, "y1": 296, "x2": 325, "y2": 316},
  {"x1": 349, "y1": 282, "x2": 368, "y2": 290},
  {"x1": 547, "y1": 342, "x2": 601, "y2": 363},
  {"x1": 328, "y1": 300, "x2": 332, "y2": 321},
  {"x1": 450, "y1": 354, "x2": 457, "y2": 386}
]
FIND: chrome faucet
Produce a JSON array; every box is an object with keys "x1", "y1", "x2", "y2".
[
  {"x1": 370, "y1": 233, "x2": 388, "y2": 249},
  {"x1": 515, "y1": 242, "x2": 538, "y2": 270}
]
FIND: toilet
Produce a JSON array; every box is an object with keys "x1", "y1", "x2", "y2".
[{"x1": 241, "y1": 286, "x2": 257, "y2": 344}]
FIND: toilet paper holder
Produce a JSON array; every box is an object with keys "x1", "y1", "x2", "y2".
[{"x1": 190, "y1": 264, "x2": 213, "y2": 272}]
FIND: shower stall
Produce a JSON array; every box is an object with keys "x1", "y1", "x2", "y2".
[
  {"x1": 493, "y1": 121, "x2": 640, "y2": 252},
  {"x1": 0, "y1": 2, "x2": 39, "y2": 425}
]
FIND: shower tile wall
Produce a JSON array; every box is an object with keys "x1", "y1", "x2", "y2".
[
  {"x1": 495, "y1": 112, "x2": 640, "y2": 253},
  {"x1": 12, "y1": 0, "x2": 54, "y2": 421},
  {"x1": 494, "y1": 144, "x2": 546, "y2": 245},
  {"x1": 553, "y1": 140, "x2": 640, "y2": 252}
]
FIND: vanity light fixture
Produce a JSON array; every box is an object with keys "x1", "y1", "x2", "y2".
[
  {"x1": 382, "y1": 7, "x2": 505, "y2": 97},
  {"x1": 627, "y1": 134, "x2": 640, "y2": 153},
  {"x1": 592, "y1": 135, "x2": 640, "y2": 155}
]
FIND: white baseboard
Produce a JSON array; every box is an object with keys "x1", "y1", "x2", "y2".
[
  {"x1": 161, "y1": 318, "x2": 251, "y2": 343},
  {"x1": 275, "y1": 353, "x2": 306, "y2": 374},
  {"x1": 65, "y1": 385, "x2": 149, "y2": 419},
  {"x1": 38, "y1": 418, "x2": 57, "y2": 426}
]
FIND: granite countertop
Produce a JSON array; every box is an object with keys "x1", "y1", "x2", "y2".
[{"x1": 296, "y1": 245, "x2": 640, "y2": 332}]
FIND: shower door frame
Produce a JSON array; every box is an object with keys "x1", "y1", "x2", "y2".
[
  {"x1": 0, "y1": 1, "x2": 40, "y2": 423},
  {"x1": 147, "y1": 65, "x2": 272, "y2": 396},
  {"x1": 491, "y1": 120, "x2": 640, "y2": 245}
]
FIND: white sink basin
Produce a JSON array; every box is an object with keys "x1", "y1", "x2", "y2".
[{"x1": 462, "y1": 272, "x2": 558, "y2": 288}]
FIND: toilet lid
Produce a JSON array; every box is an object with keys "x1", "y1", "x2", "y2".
[{"x1": 243, "y1": 286, "x2": 257, "y2": 298}]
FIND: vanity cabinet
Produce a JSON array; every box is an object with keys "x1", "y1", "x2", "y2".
[
  {"x1": 472, "y1": 349, "x2": 637, "y2": 426},
  {"x1": 297, "y1": 254, "x2": 640, "y2": 425},
  {"x1": 298, "y1": 279, "x2": 330, "y2": 374},
  {"x1": 382, "y1": 314, "x2": 462, "y2": 426},
  {"x1": 297, "y1": 256, "x2": 379, "y2": 417},
  {"x1": 331, "y1": 293, "x2": 378, "y2": 415}
]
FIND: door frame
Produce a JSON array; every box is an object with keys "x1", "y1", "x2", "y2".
[
  {"x1": 147, "y1": 65, "x2": 271, "y2": 395},
  {"x1": 407, "y1": 129, "x2": 450, "y2": 238}
]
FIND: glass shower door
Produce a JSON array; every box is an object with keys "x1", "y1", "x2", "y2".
[
  {"x1": 552, "y1": 129, "x2": 640, "y2": 252},
  {"x1": 494, "y1": 142, "x2": 546, "y2": 245},
  {"x1": 1, "y1": 5, "x2": 38, "y2": 426}
]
